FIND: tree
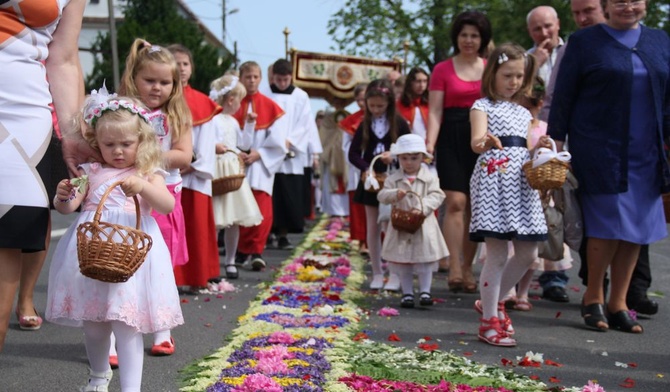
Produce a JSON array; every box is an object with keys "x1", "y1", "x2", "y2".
[
  {"x1": 86, "y1": 0, "x2": 232, "y2": 93},
  {"x1": 328, "y1": 0, "x2": 669, "y2": 71}
]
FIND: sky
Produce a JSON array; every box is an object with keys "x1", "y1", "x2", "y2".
[{"x1": 183, "y1": 0, "x2": 348, "y2": 114}]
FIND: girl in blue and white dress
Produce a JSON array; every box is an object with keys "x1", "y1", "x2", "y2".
[
  {"x1": 47, "y1": 93, "x2": 183, "y2": 391},
  {"x1": 468, "y1": 43, "x2": 547, "y2": 347}
]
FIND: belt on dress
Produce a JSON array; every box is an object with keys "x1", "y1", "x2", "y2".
[{"x1": 498, "y1": 136, "x2": 527, "y2": 148}]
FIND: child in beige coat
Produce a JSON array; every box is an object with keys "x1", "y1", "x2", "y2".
[{"x1": 378, "y1": 134, "x2": 449, "y2": 308}]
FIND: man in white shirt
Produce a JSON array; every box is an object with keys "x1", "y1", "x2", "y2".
[
  {"x1": 266, "y1": 59, "x2": 319, "y2": 249},
  {"x1": 526, "y1": 5, "x2": 564, "y2": 85}
]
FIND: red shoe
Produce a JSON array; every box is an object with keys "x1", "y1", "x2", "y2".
[
  {"x1": 150, "y1": 337, "x2": 175, "y2": 356},
  {"x1": 109, "y1": 355, "x2": 118, "y2": 369},
  {"x1": 474, "y1": 300, "x2": 514, "y2": 335},
  {"x1": 478, "y1": 317, "x2": 516, "y2": 347}
]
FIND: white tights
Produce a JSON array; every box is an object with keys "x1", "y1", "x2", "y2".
[
  {"x1": 479, "y1": 238, "x2": 538, "y2": 319},
  {"x1": 364, "y1": 205, "x2": 383, "y2": 276},
  {"x1": 391, "y1": 263, "x2": 433, "y2": 295},
  {"x1": 84, "y1": 321, "x2": 143, "y2": 392},
  {"x1": 224, "y1": 225, "x2": 240, "y2": 266}
]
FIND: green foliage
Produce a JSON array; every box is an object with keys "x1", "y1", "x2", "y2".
[
  {"x1": 328, "y1": 0, "x2": 670, "y2": 71},
  {"x1": 86, "y1": 0, "x2": 232, "y2": 94}
]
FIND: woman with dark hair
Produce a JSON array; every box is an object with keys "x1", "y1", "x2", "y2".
[
  {"x1": 425, "y1": 10, "x2": 492, "y2": 292},
  {"x1": 396, "y1": 67, "x2": 430, "y2": 140}
]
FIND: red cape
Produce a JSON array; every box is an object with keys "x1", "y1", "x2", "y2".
[
  {"x1": 232, "y1": 92, "x2": 284, "y2": 130},
  {"x1": 396, "y1": 99, "x2": 428, "y2": 128},
  {"x1": 338, "y1": 110, "x2": 364, "y2": 135},
  {"x1": 183, "y1": 85, "x2": 223, "y2": 126}
]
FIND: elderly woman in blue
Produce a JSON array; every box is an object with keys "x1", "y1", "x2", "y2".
[{"x1": 548, "y1": 0, "x2": 670, "y2": 334}]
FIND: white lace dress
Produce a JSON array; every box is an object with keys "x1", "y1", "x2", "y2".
[
  {"x1": 212, "y1": 114, "x2": 262, "y2": 228},
  {"x1": 46, "y1": 163, "x2": 184, "y2": 333}
]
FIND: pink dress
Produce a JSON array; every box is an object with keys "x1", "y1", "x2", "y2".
[{"x1": 46, "y1": 163, "x2": 184, "y2": 333}]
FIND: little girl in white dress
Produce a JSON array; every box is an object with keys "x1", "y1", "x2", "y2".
[
  {"x1": 210, "y1": 74, "x2": 262, "y2": 279},
  {"x1": 46, "y1": 93, "x2": 183, "y2": 391}
]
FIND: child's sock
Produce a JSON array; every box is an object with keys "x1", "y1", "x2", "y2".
[
  {"x1": 480, "y1": 239, "x2": 508, "y2": 319},
  {"x1": 516, "y1": 267, "x2": 535, "y2": 300},
  {"x1": 416, "y1": 265, "x2": 433, "y2": 294},
  {"x1": 153, "y1": 330, "x2": 171, "y2": 346},
  {"x1": 394, "y1": 263, "x2": 414, "y2": 295},
  {"x1": 112, "y1": 321, "x2": 143, "y2": 392},
  {"x1": 224, "y1": 225, "x2": 240, "y2": 266},
  {"x1": 82, "y1": 321, "x2": 112, "y2": 386},
  {"x1": 109, "y1": 332, "x2": 117, "y2": 356},
  {"x1": 365, "y1": 206, "x2": 383, "y2": 276}
]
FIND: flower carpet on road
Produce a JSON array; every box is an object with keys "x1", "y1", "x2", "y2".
[{"x1": 180, "y1": 217, "x2": 601, "y2": 392}]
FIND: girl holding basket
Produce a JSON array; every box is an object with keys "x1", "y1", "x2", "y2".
[
  {"x1": 46, "y1": 91, "x2": 184, "y2": 391},
  {"x1": 378, "y1": 134, "x2": 449, "y2": 308}
]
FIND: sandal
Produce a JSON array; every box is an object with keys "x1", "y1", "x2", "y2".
[
  {"x1": 225, "y1": 265, "x2": 239, "y2": 279},
  {"x1": 463, "y1": 271, "x2": 478, "y2": 294},
  {"x1": 16, "y1": 308, "x2": 43, "y2": 331},
  {"x1": 80, "y1": 368, "x2": 113, "y2": 392},
  {"x1": 581, "y1": 302, "x2": 608, "y2": 332},
  {"x1": 474, "y1": 300, "x2": 514, "y2": 335},
  {"x1": 478, "y1": 317, "x2": 516, "y2": 347},
  {"x1": 607, "y1": 310, "x2": 643, "y2": 333},
  {"x1": 400, "y1": 294, "x2": 415, "y2": 308},
  {"x1": 447, "y1": 277, "x2": 463, "y2": 293},
  {"x1": 513, "y1": 298, "x2": 533, "y2": 311},
  {"x1": 419, "y1": 292, "x2": 433, "y2": 306}
]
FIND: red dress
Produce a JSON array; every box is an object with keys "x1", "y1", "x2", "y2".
[
  {"x1": 173, "y1": 85, "x2": 223, "y2": 287},
  {"x1": 338, "y1": 110, "x2": 366, "y2": 242}
]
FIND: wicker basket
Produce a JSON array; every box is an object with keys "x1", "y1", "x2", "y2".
[
  {"x1": 391, "y1": 191, "x2": 426, "y2": 234},
  {"x1": 522, "y1": 139, "x2": 570, "y2": 191},
  {"x1": 363, "y1": 154, "x2": 387, "y2": 193},
  {"x1": 77, "y1": 180, "x2": 153, "y2": 283},
  {"x1": 212, "y1": 150, "x2": 245, "y2": 196}
]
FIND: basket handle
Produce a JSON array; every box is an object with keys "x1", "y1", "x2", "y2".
[
  {"x1": 94, "y1": 180, "x2": 142, "y2": 230},
  {"x1": 399, "y1": 190, "x2": 425, "y2": 215},
  {"x1": 531, "y1": 138, "x2": 571, "y2": 168},
  {"x1": 368, "y1": 154, "x2": 385, "y2": 174},
  {"x1": 221, "y1": 150, "x2": 245, "y2": 175}
]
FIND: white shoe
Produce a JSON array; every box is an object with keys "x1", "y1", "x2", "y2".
[
  {"x1": 80, "y1": 368, "x2": 113, "y2": 392},
  {"x1": 383, "y1": 273, "x2": 400, "y2": 291},
  {"x1": 369, "y1": 274, "x2": 384, "y2": 290}
]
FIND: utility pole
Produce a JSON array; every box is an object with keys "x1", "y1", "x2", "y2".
[
  {"x1": 283, "y1": 27, "x2": 291, "y2": 60},
  {"x1": 108, "y1": 0, "x2": 120, "y2": 90},
  {"x1": 222, "y1": 0, "x2": 227, "y2": 45}
]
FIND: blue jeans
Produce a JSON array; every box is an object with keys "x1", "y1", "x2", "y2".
[{"x1": 538, "y1": 270, "x2": 569, "y2": 290}]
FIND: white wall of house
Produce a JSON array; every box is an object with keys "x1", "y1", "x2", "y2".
[{"x1": 78, "y1": 0, "x2": 224, "y2": 81}]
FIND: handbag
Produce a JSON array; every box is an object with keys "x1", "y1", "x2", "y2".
[
  {"x1": 538, "y1": 198, "x2": 564, "y2": 261},
  {"x1": 555, "y1": 171, "x2": 583, "y2": 252}
]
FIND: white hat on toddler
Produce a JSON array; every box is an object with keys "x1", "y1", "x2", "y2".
[{"x1": 390, "y1": 134, "x2": 433, "y2": 160}]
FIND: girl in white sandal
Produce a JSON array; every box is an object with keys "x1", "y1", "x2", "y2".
[{"x1": 46, "y1": 92, "x2": 184, "y2": 391}]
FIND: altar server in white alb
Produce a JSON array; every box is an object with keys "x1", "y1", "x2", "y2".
[
  {"x1": 232, "y1": 61, "x2": 288, "y2": 270},
  {"x1": 267, "y1": 59, "x2": 320, "y2": 249}
]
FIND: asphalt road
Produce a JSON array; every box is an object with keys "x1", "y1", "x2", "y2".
[{"x1": 0, "y1": 211, "x2": 669, "y2": 392}]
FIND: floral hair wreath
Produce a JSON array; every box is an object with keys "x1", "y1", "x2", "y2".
[
  {"x1": 209, "y1": 76, "x2": 239, "y2": 101},
  {"x1": 83, "y1": 82, "x2": 152, "y2": 127}
]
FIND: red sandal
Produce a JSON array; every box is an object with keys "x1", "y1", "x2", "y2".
[{"x1": 478, "y1": 317, "x2": 516, "y2": 347}]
